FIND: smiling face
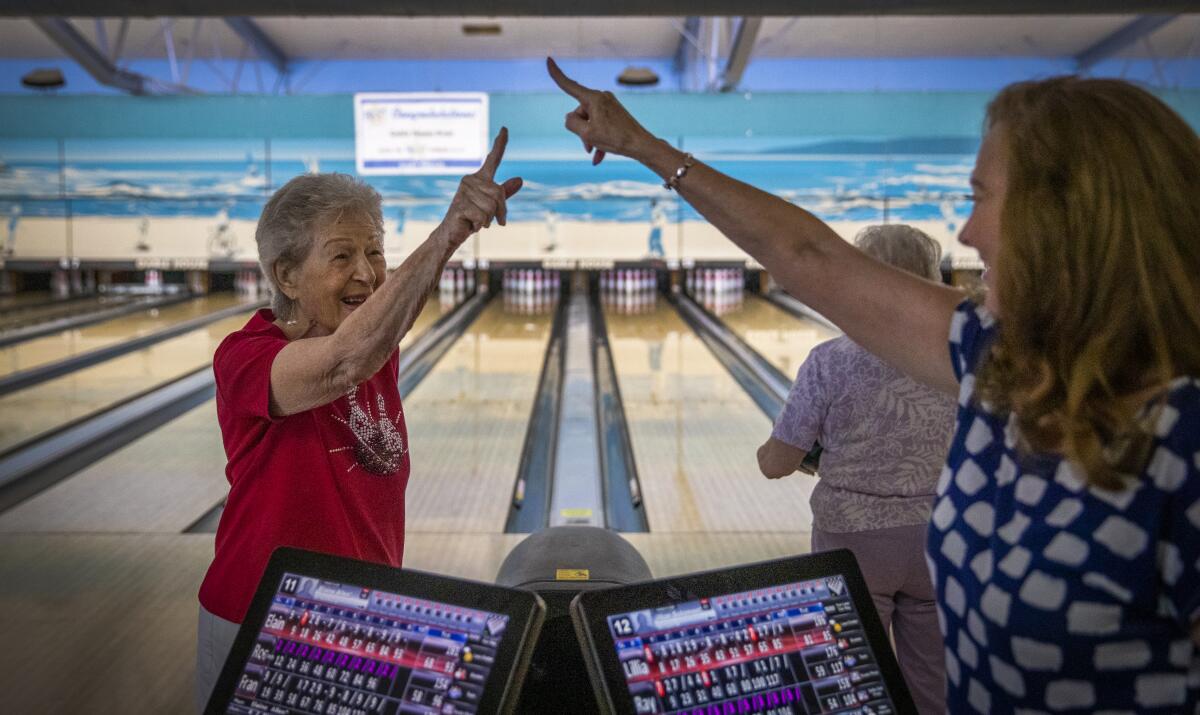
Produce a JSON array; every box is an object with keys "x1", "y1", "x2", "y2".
[
  {"x1": 958, "y1": 125, "x2": 1008, "y2": 316},
  {"x1": 278, "y1": 211, "x2": 386, "y2": 336}
]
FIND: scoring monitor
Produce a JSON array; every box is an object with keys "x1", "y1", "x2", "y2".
[
  {"x1": 571, "y1": 549, "x2": 915, "y2": 715},
  {"x1": 205, "y1": 547, "x2": 544, "y2": 715}
]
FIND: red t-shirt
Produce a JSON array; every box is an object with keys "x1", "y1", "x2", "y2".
[{"x1": 198, "y1": 310, "x2": 410, "y2": 623}]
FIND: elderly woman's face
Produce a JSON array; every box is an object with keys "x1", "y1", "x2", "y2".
[{"x1": 292, "y1": 211, "x2": 386, "y2": 335}]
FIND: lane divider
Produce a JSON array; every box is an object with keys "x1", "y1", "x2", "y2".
[{"x1": 0, "y1": 298, "x2": 267, "y2": 397}]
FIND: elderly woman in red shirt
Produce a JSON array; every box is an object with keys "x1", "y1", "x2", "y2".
[{"x1": 194, "y1": 131, "x2": 521, "y2": 711}]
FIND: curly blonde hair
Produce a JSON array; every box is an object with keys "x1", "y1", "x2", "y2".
[{"x1": 975, "y1": 77, "x2": 1200, "y2": 490}]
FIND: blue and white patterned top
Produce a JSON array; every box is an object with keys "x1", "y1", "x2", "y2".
[{"x1": 927, "y1": 299, "x2": 1200, "y2": 713}]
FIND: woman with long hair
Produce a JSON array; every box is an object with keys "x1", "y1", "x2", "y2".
[{"x1": 548, "y1": 59, "x2": 1200, "y2": 712}]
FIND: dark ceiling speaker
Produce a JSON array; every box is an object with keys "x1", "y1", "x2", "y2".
[
  {"x1": 21, "y1": 67, "x2": 66, "y2": 90},
  {"x1": 461, "y1": 23, "x2": 502, "y2": 36},
  {"x1": 617, "y1": 66, "x2": 659, "y2": 87}
]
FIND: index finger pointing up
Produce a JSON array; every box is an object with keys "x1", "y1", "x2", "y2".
[
  {"x1": 480, "y1": 126, "x2": 508, "y2": 179},
  {"x1": 547, "y1": 57, "x2": 592, "y2": 101}
]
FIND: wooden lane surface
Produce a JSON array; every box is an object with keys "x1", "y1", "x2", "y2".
[
  {"x1": 0, "y1": 293, "x2": 127, "y2": 331},
  {"x1": 0, "y1": 401, "x2": 227, "y2": 533},
  {"x1": 0, "y1": 534, "x2": 216, "y2": 713},
  {"x1": 0, "y1": 291, "x2": 58, "y2": 310},
  {"x1": 398, "y1": 294, "x2": 448, "y2": 353},
  {"x1": 0, "y1": 300, "x2": 448, "y2": 534},
  {"x1": 0, "y1": 311, "x2": 253, "y2": 454},
  {"x1": 0, "y1": 293, "x2": 252, "y2": 377},
  {"x1": 605, "y1": 297, "x2": 817, "y2": 534},
  {"x1": 713, "y1": 294, "x2": 840, "y2": 380},
  {"x1": 402, "y1": 299, "x2": 553, "y2": 534}
]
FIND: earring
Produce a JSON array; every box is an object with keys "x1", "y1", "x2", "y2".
[{"x1": 285, "y1": 318, "x2": 298, "y2": 326}]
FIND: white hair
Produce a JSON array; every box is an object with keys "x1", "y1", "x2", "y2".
[
  {"x1": 255, "y1": 173, "x2": 383, "y2": 319},
  {"x1": 853, "y1": 224, "x2": 942, "y2": 281}
]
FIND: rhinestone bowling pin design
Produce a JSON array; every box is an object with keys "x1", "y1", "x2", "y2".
[{"x1": 329, "y1": 386, "x2": 406, "y2": 476}]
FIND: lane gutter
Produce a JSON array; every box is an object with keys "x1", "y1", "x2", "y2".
[
  {"x1": 670, "y1": 290, "x2": 823, "y2": 472},
  {"x1": 0, "y1": 299, "x2": 267, "y2": 397},
  {"x1": 589, "y1": 284, "x2": 648, "y2": 532},
  {"x1": 0, "y1": 292, "x2": 195, "y2": 348},
  {"x1": 505, "y1": 289, "x2": 569, "y2": 534}
]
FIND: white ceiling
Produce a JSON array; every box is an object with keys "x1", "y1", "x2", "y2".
[{"x1": 0, "y1": 15, "x2": 1197, "y2": 61}]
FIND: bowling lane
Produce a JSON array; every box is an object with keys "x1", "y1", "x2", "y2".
[
  {"x1": 0, "y1": 311, "x2": 254, "y2": 454},
  {"x1": 0, "y1": 299, "x2": 450, "y2": 533},
  {"x1": 0, "y1": 293, "x2": 256, "y2": 377},
  {"x1": 0, "y1": 291, "x2": 60, "y2": 311},
  {"x1": 403, "y1": 297, "x2": 554, "y2": 533},
  {"x1": 0, "y1": 293, "x2": 137, "y2": 332},
  {"x1": 605, "y1": 296, "x2": 816, "y2": 533},
  {"x1": 398, "y1": 293, "x2": 450, "y2": 352},
  {"x1": 0, "y1": 402, "x2": 227, "y2": 533},
  {"x1": 710, "y1": 294, "x2": 840, "y2": 379}
]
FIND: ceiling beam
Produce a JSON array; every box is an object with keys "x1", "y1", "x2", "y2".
[
  {"x1": 30, "y1": 17, "x2": 146, "y2": 94},
  {"x1": 223, "y1": 17, "x2": 288, "y2": 76},
  {"x1": 1074, "y1": 14, "x2": 1178, "y2": 71},
  {"x1": 719, "y1": 16, "x2": 761, "y2": 92},
  {"x1": 9, "y1": 1, "x2": 1200, "y2": 17},
  {"x1": 673, "y1": 16, "x2": 700, "y2": 75}
]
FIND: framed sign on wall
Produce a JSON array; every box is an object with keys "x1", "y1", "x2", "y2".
[{"x1": 354, "y1": 92, "x2": 489, "y2": 176}]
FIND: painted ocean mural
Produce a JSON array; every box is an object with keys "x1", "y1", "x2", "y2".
[{"x1": 0, "y1": 135, "x2": 981, "y2": 267}]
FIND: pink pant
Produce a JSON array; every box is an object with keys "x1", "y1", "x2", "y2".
[{"x1": 813, "y1": 524, "x2": 945, "y2": 715}]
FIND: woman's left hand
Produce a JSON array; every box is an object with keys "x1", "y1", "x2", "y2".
[
  {"x1": 758, "y1": 437, "x2": 809, "y2": 480},
  {"x1": 440, "y1": 127, "x2": 524, "y2": 245}
]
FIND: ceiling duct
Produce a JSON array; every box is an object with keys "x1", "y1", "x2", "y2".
[{"x1": 31, "y1": 17, "x2": 146, "y2": 94}]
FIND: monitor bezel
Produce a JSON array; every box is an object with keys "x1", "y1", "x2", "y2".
[
  {"x1": 570, "y1": 548, "x2": 917, "y2": 715},
  {"x1": 205, "y1": 546, "x2": 545, "y2": 715}
]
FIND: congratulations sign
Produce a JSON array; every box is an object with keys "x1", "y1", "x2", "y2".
[{"x1": 354, "y1": 93, "x2": 489, "y2": 175}]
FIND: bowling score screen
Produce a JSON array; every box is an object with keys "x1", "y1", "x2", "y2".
[
  {"x1": 223, "y1": 572, "x2": 511, "y2": 715},
  {"x1": 605, "y1": 576, "x2": 901, "y2": 715}
]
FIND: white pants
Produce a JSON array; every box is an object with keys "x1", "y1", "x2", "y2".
[{"x1": 194, "y1": 605, "x2": 241, "y2": 713}]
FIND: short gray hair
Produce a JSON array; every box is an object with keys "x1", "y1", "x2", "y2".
[
  {"x1": 853, "y1": 224, "x2": 942, "y2": 281},
  {"x1": 255, "y1": 173, "x2": 384, "y2": 319}
]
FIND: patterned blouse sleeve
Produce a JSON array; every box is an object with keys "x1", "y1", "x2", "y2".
[
  {"x1": 771, "y1": 342, "x2": 831, "y2": 451},
  {"x1": 1159, "y1": 380, "x2": 1200, "y2": 626},
  {"x1": 947, "y1": 298, "x2": 997, "y2": 383}
]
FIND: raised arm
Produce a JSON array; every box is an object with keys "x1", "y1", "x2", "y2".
[
  {"x1": 268, "y1": 129, "x2": 523, "y2": 416},
  {"x1": 547, "y1": 59, "x2": 963, "y2": 395}
]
